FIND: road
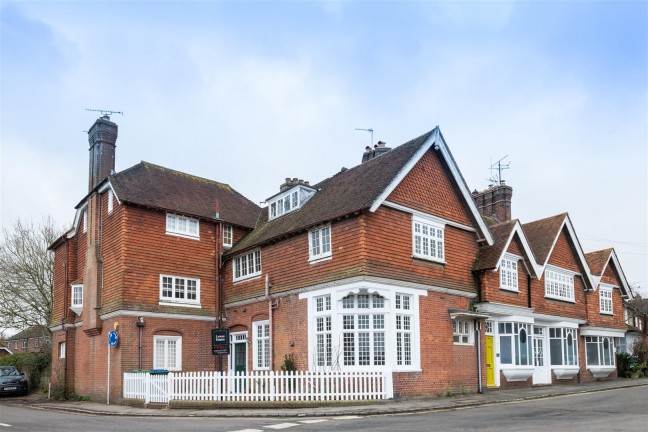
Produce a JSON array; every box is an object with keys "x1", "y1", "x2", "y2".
[{"x1": 0, "y1": 386, "x2": 646, "y2": 431}]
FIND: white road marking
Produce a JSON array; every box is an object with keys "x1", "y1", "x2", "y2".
[
  {"x1": 229, "y1": 429, "x2": 263, "y2": 432},
  {"x1": 332, "y1": 415, "x2": 362, "y2": 420},
  {"x1": 264, "y1": 423, "x2": 300, "y2": 430},
  {"x1": 298, "y1": 419, "x2": 329, "y2": 424},
  {"x1": 0, "y1": 423, "x2": 10, "y2": 428}
]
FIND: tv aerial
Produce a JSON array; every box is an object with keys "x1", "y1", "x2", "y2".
[
  {"x1": 85, "y1": 108, "x2": 123, "y2": 116},
  {"x1": 355, "y1": 128, "x2": 374, "y2": 146},
  {"x1": 488, "y1": 155, "x2": 510, "y2": 186}
]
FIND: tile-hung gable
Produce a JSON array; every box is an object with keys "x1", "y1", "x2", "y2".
[{"x1": 227, "y1": 127, "x2": 494, "y2": 257}]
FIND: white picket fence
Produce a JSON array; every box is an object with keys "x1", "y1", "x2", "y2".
[{"x1": 123, "y1": 370, "x2": 393, "y2": 404}]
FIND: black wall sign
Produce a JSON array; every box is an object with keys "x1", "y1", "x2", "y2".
[{"x1": 212, "y1": 328, "x2": 230, "y2": 355}]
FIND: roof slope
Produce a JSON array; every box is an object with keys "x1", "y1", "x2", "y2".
[
  {"x1": 522, "y1": 213, "x2": 567, "y2": 265},
  {"x1": 473, "y1": 219, "x2": 518, "y2": 271},
  {"x1": 228, "y1": 130, "x2": 435, "y2": 255},
  {"x1": 6, "y1": 325, "x2": 49, "y2": 340},
  {"x1": 585, "y1": 248, "x2": 614, "y2": 276},
  {"x1": 109, "y1": 162, "x2": 261, "y2": 228}
]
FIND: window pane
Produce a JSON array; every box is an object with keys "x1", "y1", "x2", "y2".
[
  {"x1": 586, "y1": 341, "x2": 599, "y2": 366},
  {"x1": 500, "y1": 336, "x2": 512, "y2": 364}
]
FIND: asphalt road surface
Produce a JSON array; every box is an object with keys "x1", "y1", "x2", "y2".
[{"x1": 0, "y1": 386, "x2": 646, "y2": 431}]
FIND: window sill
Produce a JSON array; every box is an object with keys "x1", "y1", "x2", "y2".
[
  {"x1": 587, "y1": 366, "x2": 615, "y2": 378},
  {"x1": 309, "y1": 255, "x2": 332, "y2": 264},
  {"x1": 501, "y1": 366, "x2": 534, "y2": 382},
  {"x1": 499, "y1": 287, "x2": 519, "y2": 293},
  {"x1": 159, "y1": 301, "x2": 201, "y2": 308},
  {"x1": 453, "y1": 342, "x2": 474, "y2": 346},
  {"x1": 412, "y1": 255, "x2": 446, "y2": 265},
  {"x1": 552, "y1": 367, "x2": 579, "y2": 380},
  {"x1": 599, "y1": 311, "x2": 613, "y2": 316},
  {"x1": 233, "y1": 274, "x2": 262, "y2": 283},
  {"x1": 70, "y1": 306, "x2": 83, "y2": 315},
  {"x1": 544, "y1": 295, "x2": 575, "y2": 304},
  {"x1": 166, "y1": 231, "x2": 200, "y2": 241}
]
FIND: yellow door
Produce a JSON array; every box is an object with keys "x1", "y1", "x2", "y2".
[{"x1": 486, "y1": 335, "x2": 495, "y2": 387}]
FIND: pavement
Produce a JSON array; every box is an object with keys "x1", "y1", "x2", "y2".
[{"x1": 5, "y1": 378, "x2": 648, "y2": 418}]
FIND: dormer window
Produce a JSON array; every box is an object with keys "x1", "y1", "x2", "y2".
[{"x1": 268, "y1": 183, "x2": 316, "y2": 220}]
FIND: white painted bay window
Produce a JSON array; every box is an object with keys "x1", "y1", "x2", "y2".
[
  {"x1": 303, "y1": 286, "x2": 424, "y2": 372},
  {"x1": 585, "y1": 336, "x2": 614, "y2": 367},
  {"x1": 498, "y1": 322, "x2": 532, "y2": 366},
  {"x1": 549, "y1": 327, "x2": 578, "y2": 366}
]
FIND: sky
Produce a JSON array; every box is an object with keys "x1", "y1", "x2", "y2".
[{"x1": 0, "y1": 0, "x2": 646, "y2": 297}]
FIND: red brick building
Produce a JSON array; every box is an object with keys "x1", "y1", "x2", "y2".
[
  {"x1": 50, "y1": 118, "x2": 632, "y2": 401},
  {"x1": 3, "y1": 326, "x2": 50, "y2": 355}
]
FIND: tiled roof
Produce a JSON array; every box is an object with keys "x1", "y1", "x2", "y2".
[
  {"x1": 227, "y1": 130, "x2": 436, "y2": 255},
  {"x1": 473, "y1": 219, "x2": 518, "y2": 271},
  {"x1": 7, "y1": 325, "x2": 49, "y2": 341},
  {"x1": 109, "y1": 162, "x2": 261, "y2": 229},
  {"x1": 522, "y1": 213, "x2": 567, "y2": 265},
  {"x1": 585, "y1": 249, "x2": 613, "y2": 276}
]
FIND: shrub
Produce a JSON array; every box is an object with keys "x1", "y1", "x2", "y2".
[
  {"x1": 0, "y1": 351, "x2": 51, "y2": 391},
  {"x1": 280, "y1": 353, "x2": 297, "y2": 372},
  {"x1": 617, "y1": 352, "x2": 636, "y2": 377}
]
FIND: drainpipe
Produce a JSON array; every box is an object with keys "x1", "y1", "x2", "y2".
[
  {"x1": 476, "y1": 318, "x2": 483, "y2": 393},
  {"x1": 527, "y1": 273, "x2": 532, "y2": 309},
  {"x1": 62, "y1": 240, "x2": 69, "y2": 396},
  {"x1": 266, "y1": 274, "x2": 273, "y2": 370}
]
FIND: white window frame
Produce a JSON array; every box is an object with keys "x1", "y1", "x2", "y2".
[
  {"x1": 82, "y1": 209, "x2": 87, "y2": 233},
  {"x1": 35, "y1": 338, "x2": 40, "y2": 348},
  {"x1": 71, "y1": 284, "x2": 83, "y2": 314},
  {"x1": 253, "y1": 321, "x2": 270, "y2": 370},
  {"x1": 309, "y1": 224, "x2": 332, "y2": 262},
  {"x1": 233, "y1": 249, "x2": 262, "y2": 282},
  {"x1": 549, "y1": 327, "x2": 579, "y2": 366},
  {"x1": 159, "y1": 275, "x2": 201, "y2": 307},
  {"x1": 301, "y1": 284, "x2": 425, "y2": 372},
  {"x1": 599, "y1": 285, "x2": 613, "y2": 315},
  {"x1": 452, "y1": 319, "x2": 473, "y2": 345},
  {"x1": 223, "y1": 224, "x2": 233, "y2": 248},
  {"x1": 166, "y1": 213, "x2": 200, "y2": 239},
  {"x1": 341, "y1": 293, "x2": 387, "y2": 368},
  {"x1": 107, "y1": 189, "x2": 114, "y2": 214},
  {"x1": 314, "y1": 295, "x2": 332, "y2": 368},
  {"x1": 268, "y1": 185, "x2": 316, "y2": 221},
  {"x1": 499, "y1": 255, "x2": 519, "y2": 292},
  {"x1": 395, "y1": 293, "x2": 413, "y2": 366},
  {"x1": 544, "y1": 267, "x2": 575, "y2": 302},
  {"x1": 59, "y1": 341, "x2": 66, "y2": 359},
  {"x1": 585, "y1": 336, "x2": 615, "y2": 367},
  {"x1": 412, "y1": 216, "x2": 445, "y2": 263},
  {"x1": 153, "y1": 335, "x2": 182, "y2": 371},
  {"x1": 22, "y1": 339, "x2": 27, "y2": 349}
]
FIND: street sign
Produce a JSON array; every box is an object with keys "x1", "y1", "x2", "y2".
[
  {"x1": 108, "y1": 330, "x2": 119, "y2": 348},
  {"x1": 212, "y1": 328, "x2": 229, "y2": 355}
]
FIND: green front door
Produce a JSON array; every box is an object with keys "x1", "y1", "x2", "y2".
[{"x1": 234, "y1": 342, "x2": 247, "y2": 374}]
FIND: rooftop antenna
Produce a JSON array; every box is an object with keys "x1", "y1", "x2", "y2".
[
  {"x1": 488, "y1": 155, "x2": 510, "y2": 186},
  {"x1": 355, "y1": 128, "x2": 374, "y2": 146},
  {"x1": 85, "y1": 108, "x2": 123, "y2": 116}
]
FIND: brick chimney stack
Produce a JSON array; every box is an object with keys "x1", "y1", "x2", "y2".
[
  {"x1": 88, "y1": 115, "x2": 118, "y2": 191},
  {"x1": 472, "y1": 182, "x2": 513, "y2": 223},
  {"x1": 361, "y1": 141, "x2": 391, "y2": 163}
]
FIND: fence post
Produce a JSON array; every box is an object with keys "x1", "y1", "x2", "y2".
[
  {"x1": 384, "y1": 370, "x2": 393, "y2": 399},
  {"x1": 144, "y1": 373, "x2": 151, "y2": 404},
  {"x1": 167, "y1": 372, "x2": 174, "y2": 403}
]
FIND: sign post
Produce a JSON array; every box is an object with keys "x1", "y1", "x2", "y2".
[
  {"x1": 107, "y1": 330, "x2": 119, "y2": 405},
  {"x1": 212, "y1": 328, "x2": 230, "y2": 372}
]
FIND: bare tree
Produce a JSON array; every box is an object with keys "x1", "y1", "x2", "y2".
[{"x1": 0, "y1": 217, "x2": 62, "y2": 332}]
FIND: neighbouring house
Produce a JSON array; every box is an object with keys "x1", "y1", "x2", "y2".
[
  {"x1": 3, "y1": 326, "x2": 50, "y2": 355},
  {"x1": 622, "y1": 295, "x2": 648, "y2": 354},
  {"x1": 50, "y1": 117, "x2": 634, "y2": 402}
]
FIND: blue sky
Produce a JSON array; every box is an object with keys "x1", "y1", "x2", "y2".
[{"x1": 1, "y1": 0, "x2": 646, "y2": 295}]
